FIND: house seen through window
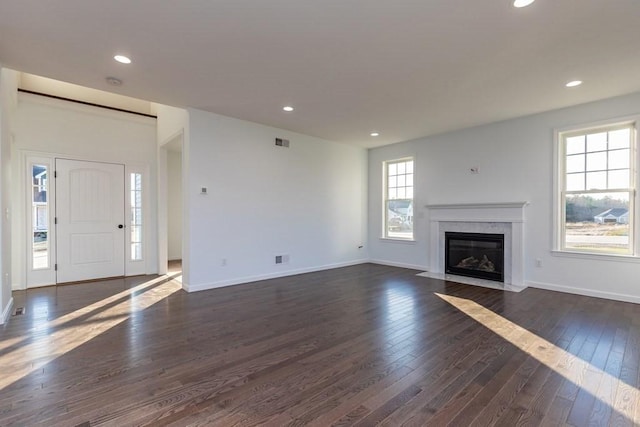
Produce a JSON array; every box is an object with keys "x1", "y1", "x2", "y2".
[
  {"x1": 384, "y1": 158, "x2": 414, "y2": 240},
  {"x1": 558, "y1": 122, "x2": 636, "y2": 255},
  {"x1": 32, "y1": 164, "x2": 49, "y2": 269}
]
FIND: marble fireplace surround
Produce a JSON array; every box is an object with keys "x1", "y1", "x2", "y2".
[{"x1": 424, "y1": 202, "x2": 529, "y2": 291}]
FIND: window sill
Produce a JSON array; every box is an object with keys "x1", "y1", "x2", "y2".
[
  {"x1": 551, "y1": 250, "x2": 640, "y2": 263},
  {"x1": 379, "y1": 237, "x2": 417, "y2": 245}
]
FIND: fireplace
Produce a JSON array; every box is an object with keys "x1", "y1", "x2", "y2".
[
  {"x1": 445, "y1": 232, "x2": 504, "y2": 282},
  {"x1": 426, "y1": 202, "x2": 527, "y2": 289}
]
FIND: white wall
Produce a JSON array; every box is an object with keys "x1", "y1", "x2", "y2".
[
  {"x1": 15, "y1": 93, "x2": 157, "y2": 162},
  {"x1": 12, "y1": 92, "x2": 158, "y2": 287},
  {"x1": 20, "y1": 73, "x2": 153, "y2": 116},
  {"x1": 185, "y1": 108, "x2": 368, "y2": 291},
  {"x1": 369, "y1": 91, "x2": 640, "y2": 303},
  {"x1": 167, "y1": 150, "x2": 182, "y2": 260},
  {"x1": 0, "y1": 68, "x2": 19, "y2": 323},
  {"x1": 156, "y1": 104, "x2": 188, "y2": 146}
]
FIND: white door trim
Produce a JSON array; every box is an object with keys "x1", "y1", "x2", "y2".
[
  {"x1": 24, "y1": 156, "x2": 56, "y2": 287},
  {"x1": 20, "y1": 150, "x2": 154, "y2": 288}
]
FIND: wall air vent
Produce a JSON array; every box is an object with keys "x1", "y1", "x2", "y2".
[{"x1": 275, "y1": 138, "x2": 290, "y2": 148}]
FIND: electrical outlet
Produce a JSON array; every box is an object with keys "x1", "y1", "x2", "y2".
[
  {"x1": 536, "y1": 258, "x2": 542, "y2": 268},
  {"x1": 275, "y1": 138, "x2": 290, "y2": 147},
  {"x1": 275, "y1": 254, "x2": 290, "y2": 264},
  {"x1": 221, "y1": 258, "x2": 227, "y2": 267}
]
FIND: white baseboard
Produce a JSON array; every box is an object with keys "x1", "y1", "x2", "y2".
[
  {"x1": 368, "y1": 259, "x2": 428, "y2": 271},
  {"x1": 184, "y1": 259, "x2": 369, "y2": 293},
  {"x1": 162, "y1": 258, "x2": 640, "y2": 305},
  {"x1": 527, "y1": 280, "x2": 640, "y2": 305},
  {"x1": 1, "y1": 297, "x2": 14, "y2": 325},
  {"x1": 12, "y1": 282, "x2": 26, "y2": 291}
]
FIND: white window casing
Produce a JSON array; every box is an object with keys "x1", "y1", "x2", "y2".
[{"x1": 554, "y1": 117, "x2": 639, "y2": 258}]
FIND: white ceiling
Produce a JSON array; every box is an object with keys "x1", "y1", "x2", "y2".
[{"x1": 1, "y1": 0, "x2": 639, "y2": 148}]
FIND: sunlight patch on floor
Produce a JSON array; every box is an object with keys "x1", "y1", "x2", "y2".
[
  {"x1": 0, "y1": 336, "x2": 26, "y2": 352},
  {"x1": 0, "y1": 276, "x2": 182, "y2": 390},
  {"x1": 435, "y1": 292, "x2": 639, "y2": 424}
]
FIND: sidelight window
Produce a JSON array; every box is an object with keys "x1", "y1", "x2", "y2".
[
  {"x1": 130, "y1": 173, "x2": 143, "y2": 261},
  {"x1": 31, "y1": 164, "x2": 50, "y2": 269}
]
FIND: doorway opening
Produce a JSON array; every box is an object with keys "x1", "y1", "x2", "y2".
[
  {"x1": 163, "y1": 135, "x2": 183, "y2": 280},
  {"x1": 56, "y1": 158, "x2": 126, "y2": 284}
]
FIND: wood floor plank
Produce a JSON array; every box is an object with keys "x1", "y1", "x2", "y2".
[
  {"x1": 610, "y1": 324, "x2": 640, "y2": 427},
  {"x1": 592, "y1": 310, "x2": 636, "y2": 426},
  {"x1": 496, "y1": 315, "x2": 577, "y2": 426},
  {"x1": 2, "y1": 263, "x2": 640, "y2": 426},
  {"x1": 307, "y1": 310, "x2": 498, "y2": 427}
]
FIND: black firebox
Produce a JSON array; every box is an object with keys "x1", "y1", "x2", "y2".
[{"x1": 445, "y1": 232, "x2": 504, "y2": 282}]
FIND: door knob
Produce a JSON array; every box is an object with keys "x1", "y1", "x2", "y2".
[{"x1": 118, "y1": 224, "x2": 124, "y2": 229}]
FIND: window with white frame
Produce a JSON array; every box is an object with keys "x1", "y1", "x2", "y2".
[
  {"x1": 130, "y1": 172, "x2": 143, "y2": 261},
  {"x1": 31, "y1": 163, "x2": 50, "y2": 269},
  {"x1": 557, "y1": 121, "x2": 637, "y2": 255},
  {"x1": 384, "y1": 158, "x2": 414, "y2": 240}
]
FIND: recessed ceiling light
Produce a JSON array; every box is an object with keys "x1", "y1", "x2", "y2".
[
  {"x1": 283, "y1": 106, "x2": 294, "y2": 112},
  {"x1": 566, "y1": 80, "x2": 583, "y2": 88},
  {"x1": 114, "y1": 55, "x2": 131, "y2": 64},
  {"x1": 105, "y1": 77, "x2": 123, "y2": 86},
  {"x1": 370, "y1": 132, "x2": 380, "y2": 137},
  {"x1": 513, "y1": 0, "x2": 535, "y2": 7}
]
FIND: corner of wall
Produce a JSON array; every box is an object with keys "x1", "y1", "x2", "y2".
[{"x1": 0, "y1": 67, "x2": 19, "y2": 319}]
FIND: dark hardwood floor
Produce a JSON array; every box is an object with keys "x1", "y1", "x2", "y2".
[{"x1": 1, "y1": 264, "x2": 640, "y2": 426}]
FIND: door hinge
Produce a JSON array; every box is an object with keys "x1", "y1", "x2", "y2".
[
  {"x1": 54, "y1": 217, "x2": 58, "y2": 225},
  {"x1": 54, "y1": 264, "x2": 58, "y2": 271},
  {"x1": 54, "y1": 170, "x2": 57, "y2": 178}
]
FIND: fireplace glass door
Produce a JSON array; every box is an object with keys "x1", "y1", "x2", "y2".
[{"x1": 445, "y1": 232, "x2": 504, "y2": 282}]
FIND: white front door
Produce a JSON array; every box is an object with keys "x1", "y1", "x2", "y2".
[{"x1": 55, "y1": 159, "x2": 125, "y2": 283}]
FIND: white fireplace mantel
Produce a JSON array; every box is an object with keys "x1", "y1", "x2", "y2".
[
  {"x1": 425, "y1": 201, "x2": 529, "y2": 222},
  {"x1": 425, "y1": 201, "x2": 529, "y2": 290}
]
